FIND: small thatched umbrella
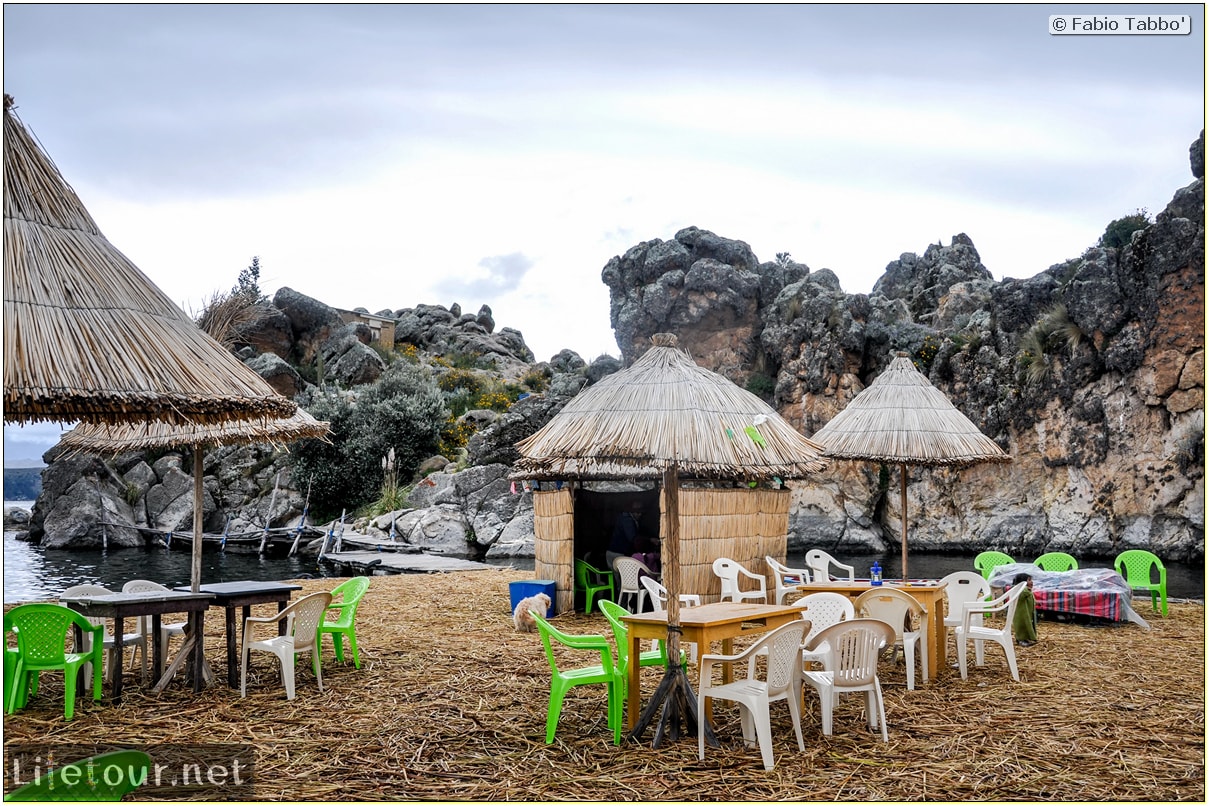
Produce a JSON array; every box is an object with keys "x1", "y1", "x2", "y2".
[
  {"x1": 3, "y1": 94, "x2": 296, "y2": 426},
  {"x1": 514, "y1": 333, "x2": 826, "y2": 744},
  {"x1": 56, "y1": 410, "x2": 331, "y2": 592},
  {"x1": 810, "y1": 352, "x2": 1011, "y2": 579}
]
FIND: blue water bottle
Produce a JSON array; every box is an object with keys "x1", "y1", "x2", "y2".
[{"x1": 870, "y1": 561, "x2": 883, "y2": 586}]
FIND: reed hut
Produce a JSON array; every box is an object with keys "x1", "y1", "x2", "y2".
[
  {"x1": 810, "y1": 351, "x2": 1011, "y2": 578},
  {"x1": 513, "y1": 334, "x2": 827, "y2": 615},
  {"x1": 3, "y1": 94, "x2": 296, "y2": 426}
]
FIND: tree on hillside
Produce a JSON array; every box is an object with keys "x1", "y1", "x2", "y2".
[
  {"x1": 1098, "y1": 209, "x2": 1151, "y2": 250},
  {"x1": 234, "y1": 256, "x2": 268, "y2": 303}
]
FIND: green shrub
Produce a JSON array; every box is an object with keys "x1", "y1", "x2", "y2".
[
  {"x1": 291, "y1": 362, "x2": 446, "y2": 521},
  {"x1": 745, "y1": 373, "x2": 776, "y2": 400},
  {"x1": 1098, "y1": 208, "x2": 1151, "y2": 250},
  {"x1": 522, "y1": 367, "x2": 551, "y2": 392}
]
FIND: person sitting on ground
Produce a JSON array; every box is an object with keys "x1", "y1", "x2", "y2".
[{"x1": 1011, "y1": 573, "x2": 1038, "y2": 646}]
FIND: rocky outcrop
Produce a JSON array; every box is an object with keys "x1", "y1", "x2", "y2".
[
  {"x1": 602, "y1": 226, "x2": 805, "y2": 383},
  {"x1": 394, "y1": 302, "x2": 534, "y2": 376}
]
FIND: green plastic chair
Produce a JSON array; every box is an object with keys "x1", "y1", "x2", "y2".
[
  {"x1": 318, "y1": 576, "x2": 370, "y2": 668},
  {"x1": 575, "y1": 558, "x2": 615, "y2": 614},
  {"x1": 4, "y1": 749, "x2": 151, "y2": 801},
  {"x1": 1114, "y1": 550, "x2": 1168, "y2": 617},
  {"x1": 531, "y1": 611, "x2": 622, "y2": 745},
  {"x1": 974, "y1": 551, "x2": 1016, "y2": 580},
  {"x1": 4, "y1": 604, "x2": 104, "y2": 722},
  {"x1": 597, "y1": 600, "x2": 685, "y2": 682},
  {"x1": 1034, "y1": 552, "x2": 1078, "y2": 572}
]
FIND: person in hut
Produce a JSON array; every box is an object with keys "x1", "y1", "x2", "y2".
[
  {"x1": 631, "y1": 533, "x2": 661, "y2": 577},
  {"x1": 606, "y1": 500, "x2": 643, "y2": 573},
  {"x1": 1011, "y1": 573, "x2": 1038, "y2": 646}
]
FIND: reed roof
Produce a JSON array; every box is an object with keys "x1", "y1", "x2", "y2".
[
  {"x1": 55, "y1": 409, "x2": 331, "y2": 456},
  {"x1": 2, "y1": 95, "x2": 296, "y2": 426},
  {"x1": 811, "y1": 353, "x2": 1011, "y2": 467},
  {"x1": 513, "y1": 334, "x2": 827, "y2": 481}
]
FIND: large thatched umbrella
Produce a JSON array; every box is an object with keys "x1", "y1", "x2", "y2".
[
  {"x1": 56, "y1": 410, "x2": 331, "y2": 592},
  {"x1": 3, "y1": 94, "x2": 296, "y2": 426},
  {"x1": 514, "y1": 333, "x2": 826, "y2": 744},
  {"x1": 810, "y1": 352, "x2": 1011, "y2": 579}
]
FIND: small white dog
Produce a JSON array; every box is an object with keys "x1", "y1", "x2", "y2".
[{"x1": 513, "y1": 592, "x2": 551, "y2": 632}]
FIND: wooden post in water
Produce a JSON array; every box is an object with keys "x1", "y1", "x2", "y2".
[
  {"x1": 259, "y1": 472, "x2": 280, "y2": 556},
  {"x1": 191, "y1": 449, "x2": 203, "y2": 593}
]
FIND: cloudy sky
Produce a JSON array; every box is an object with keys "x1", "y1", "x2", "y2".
[{"x1": 2, "y1": 3, "x2": 1204, "y2": 466}]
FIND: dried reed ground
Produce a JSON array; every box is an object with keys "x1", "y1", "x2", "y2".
[{"x1": 3, "y1": 570, "x2": 1204, "y2": 802}]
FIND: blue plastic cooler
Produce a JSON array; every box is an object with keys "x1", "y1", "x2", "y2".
[{"x1": 509, "y1": 579, "x2": 557, "y2": 616}]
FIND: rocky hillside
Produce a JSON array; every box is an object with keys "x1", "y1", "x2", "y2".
[{"x1": 21, "y1": 132, "x2": 1204, "y2": 564}]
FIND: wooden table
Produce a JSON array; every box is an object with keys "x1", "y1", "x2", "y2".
[
  {"x1": 175, "y1": 581, "x2": 302, "y2": 688},
  {"x1": 619, "y1": 601, "x2": 803, "y2": 731},
  {"x1": 796, "y1": 580, "x2": 949, "y2": 681},
  {"x1": 60, "y1": 590, "x2": 214, "y2": 703}
]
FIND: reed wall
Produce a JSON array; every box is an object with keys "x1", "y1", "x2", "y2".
[
  {"x1": 678, "y1": 488, "x2": 790, "y2": 603},
  {"x1": 533, "y1": 488, "x2": 575, "y2": 613}
]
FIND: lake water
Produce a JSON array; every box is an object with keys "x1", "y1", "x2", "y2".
[{"x1": 4, "y1": 502, "x2": 1203, "y2": 602}]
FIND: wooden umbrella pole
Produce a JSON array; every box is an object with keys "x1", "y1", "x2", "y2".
[
  {"x1": 664, "y1": 461, "x2": 681, "y2": 656},
  {"x1": 192, "y1": 448, "x2": 204, "y2": 593},
  {"x1": 900, "y1": 462, "x2": 909, "y2": 580},
  {"x1": 627, "y1": 461, "x2": 716, "y2": 749}
]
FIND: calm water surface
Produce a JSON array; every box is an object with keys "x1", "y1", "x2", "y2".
[{"x1": 4, "y1": 502, "x2": 1203, "y2": 602}]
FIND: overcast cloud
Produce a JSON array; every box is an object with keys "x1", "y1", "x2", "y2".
[{"x1": 2, "y1": 3, "x2": 1204, "y2": 466}]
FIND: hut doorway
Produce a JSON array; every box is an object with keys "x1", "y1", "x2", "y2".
[{"x1": 573, "y1": 488, "x2": 660, "y2": 570}]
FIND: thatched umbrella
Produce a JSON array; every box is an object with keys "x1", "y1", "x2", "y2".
[
  {"x1": 514, "y1": 333, "x2": 826, "y2": 744},
  {"x1": 56, "y1": 410, "x2": 331, "y2": 592},
  {"x1": 810, "y1": 352, "x2": 1011, "y2": 579},
  {"x1": 3, "y1": 94, "x2": 296, "y2": 426}
]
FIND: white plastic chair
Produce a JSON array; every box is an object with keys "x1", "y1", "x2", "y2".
[
  {"x1": 240, "y1": 591, "x2": 332, "y2": 700},
  {"x1": 765, "y1": 556, "x2": 812, "y2": 605},
  {"x1": 697, "y1": 619, "x2": 810, "y2": 770},
  {"x1": 61, "y1": 584, "x2": 147, "y2": 686},
  {"x1": 121, "y1": 580, "x2": 187, "y2": 670},
  {"x1": 640, "y1": 576, "x2": 701, "y2": 663},
  {"x1": 795, "y1": 592, "x2": 856, "y2": 670},
  {"x1": 804, "y1": 549, "x2": 856, "y2": 583},
  {"x1": 956, "y1": 582, "x2": 1027, "y2": 682},
  {"x1": 854, "y1": 587, "x2": 928, "y2": 690},
  {"x1": 938, "y1": 571, "x2": 992, "y2": 638},
  {"x1": 803, "y1": 618, "x2": 895, "y2": 742},
  {"x1": 612, "y1": 556, "x2": 656, "y2": 613},
  {"x1": 712, "y1": 558, "x2": 768, "y2": 604}
]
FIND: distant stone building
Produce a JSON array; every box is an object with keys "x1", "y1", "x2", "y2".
[{"x1": 335, "y1": 309, "x2": 396, "y2": 347}]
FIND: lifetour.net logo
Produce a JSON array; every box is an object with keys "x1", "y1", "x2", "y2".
[{"x1": 4, "y1": 744, "x2": 255, "y2": 800}]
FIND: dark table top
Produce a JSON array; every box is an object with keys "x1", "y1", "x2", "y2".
[
  {"x1": 60, "y1": 589, "x2": 215, "y2": 616},
  {"x1": 173, "y1": 581, "x2": 302, "y2": 597}
]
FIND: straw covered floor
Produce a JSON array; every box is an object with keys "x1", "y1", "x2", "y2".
[{"x1": 3, "y1": 570, "x2": 1204, "y2": 801}]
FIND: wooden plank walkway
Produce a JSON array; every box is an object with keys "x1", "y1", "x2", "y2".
[{"x1": 319, "y1": 550, "x2": 497, "y2": 574}]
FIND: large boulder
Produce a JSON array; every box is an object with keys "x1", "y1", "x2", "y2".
[
  {"x1": 40, "y1": 476, "x2": 143, "y2": 549},
  {"x1": 245, "y1": 351, "x2": 304, "y2": 398},
  {"x1": 322, "y1": 324, "x2": 386, "y2": 387},
  {"x1": 603, "y1": 226, "x2": 766, "y2": 382},
  {"x1": 274, "y1": 286, "x2": 344, "y2": 365}
]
